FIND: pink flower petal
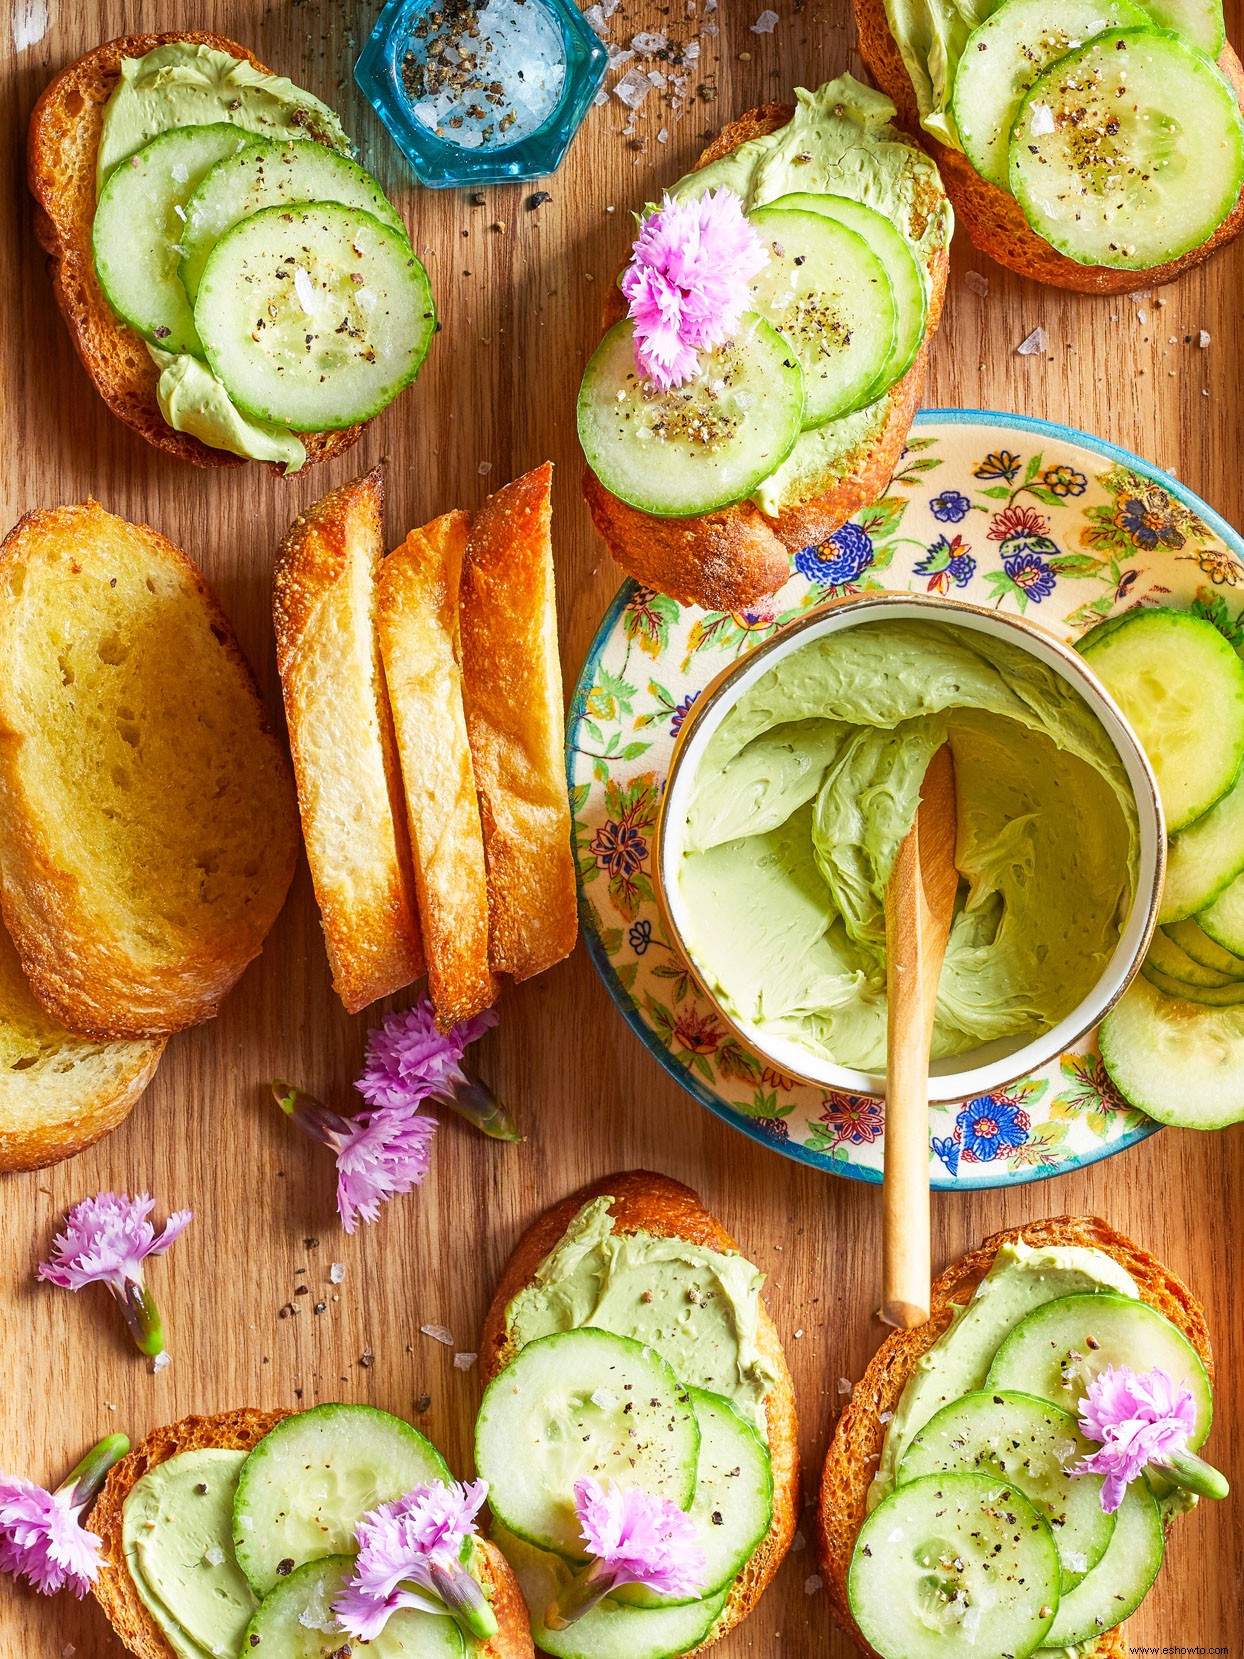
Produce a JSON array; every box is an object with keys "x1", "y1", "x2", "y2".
[
  {"x1": 0, "y1": 1481, "x2": 101, "y2": 1598},
  {"x1": 334, "y1": 1108, "x2": 438, "y2": 1234},
  {"x1": 573, "y1": 1477, "x2": 707, "y2": 1598},
  {"x1": 356, "y1": 997, "x2": 497, "y2": 1112},
  {"x1": 333, "y1": 1480, "x2": 489, "y2": 1640},
  {"x1": 36, "y1": 1193, "x2": 192, "y2": 1293},
  {"x1": 1073, "y1": 1364, "x2": 1198, "y2": 1513}
]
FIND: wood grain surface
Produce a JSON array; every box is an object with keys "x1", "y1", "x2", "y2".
[{"x1": 1, "y1": 1, "x2": 1241, "y2": 1653}]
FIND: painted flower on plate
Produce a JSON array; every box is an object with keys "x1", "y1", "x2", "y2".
[
  {"x1": 1194, "y1": 548, "x2": 1243, "y2": 586},
  {"x1": 794, "y1": 522, "x2": 874, "y2": 588},
  {"x1": 1042, "y1": 463, "x2": 1088, "y2": 498},
  {"x1": 955, "y1": 1093, "x2": 1031, "y2": 1162},
  {"x1": 820, "y1": 1091, "x2": 885, "y2": 1146},
  {"x1": 671, "y1": 1007, "x2": 724, "y2": 1057},
  {"x1": 590, "y1": 815, "x2": 648, "y2": 880},
  {"x1": 988, "y1": 504, "x2": 1049, "y2": 543},
  {"x1": 669, "y1": 692, "x2": 699, "y2": 736},
  {"x1": 730, "y1": 596, "x2": 780, "y2": 632},
  {"x1": 1114, "y1": 487, "x2": 1187, "y2": 551},
  {"x1": 914, "y1": 533, "x2": 976, "y2": 594},
  {"x1": 973, "y1": 449, "x2": 1021, "y2": 483},
  {"x1": 1003, "y1": 551, "x2": 1057, "y2": 601},
  {"x1": 929, "y1": 489, "x2": 971, "y2": 523},
  {"x1": 628, "y1": 919, "x2": 653, "y2": 955}
]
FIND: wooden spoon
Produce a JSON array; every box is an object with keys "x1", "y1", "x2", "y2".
[{"x1": 881, "y1": 743, "x2": 959, "y2": 1330}]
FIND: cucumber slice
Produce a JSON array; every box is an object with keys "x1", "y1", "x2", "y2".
[
  {"x1": 986, "y1": 1293, "x2": 1213, "y2": 1452},
  {"x1": 577, "y1": 315, "x2": 804, "y2": 517},
  {"x1": 195, "y1": 203, "x2": 436, "y2": 430},
  {"x1": 766, "y1": 192, "x2": 927, "y2": 396},
  {"x1": 1145, "y1": 929, "x2": 1240, "y2": 988},
  {"x1": 745, "y1": 207, "x2": 896, "y2": 425},
  {"x1": 848, "y1": 1472, "x2": 1060, "y2": 1659},
  {"x1": 180, "y1": 137, "x2": 407, "y2": 303},
  {"x1": 1161, "y1": 770, "x2": 1244, "y2": 921},
  {"x1": 1166, "y1": 918, "x2": 1244, "y2": 974},
  {"x1": 1136, "y1": 0, "x2": 1225, "y2": 55},
  {"x1": 1142, "y1": 962, "x2": 1244, "y2": 1003},
  {"x1": 615, "y1": 1388, "x2": 772, "y2": 1608},
  {"x1": 92, "y1": 123, "x2": 250, "y2": 354},
  {"x1": 1080, "y1": 608, "x2": 1244, "y2": 831},
  {"x1": 1043, "y1": 1483, "x2": 1164, "y2": 1647},
  {"x1": 242, "y1": 1555, "x2": 465, "y2": 1657},
  {"x1": 1009, "y1": 28, "x2": 1244, "y2": 270},
  {"x1": 232, "y1": 1404, "x2": 450, "y2": 1596},
  {"x1": 1200, "y1": 868, "x2": 1244, "y2": 954},
  {"x1": 1100, "y1": 970, "x2": 1244, "y2": 1125},
  {"x1": 475, "y1": 1329, "x2": 701, "y2": 1559},
  {"x1": 492, "y1": 1523, "x2": 728, "y2": 1659},
  {"x1": 951, "y1": 0, "x2": 1149, "y2": 188},
  {"x1": 896, "y1": 1390, "x2": 1114, "y2": 1589}
]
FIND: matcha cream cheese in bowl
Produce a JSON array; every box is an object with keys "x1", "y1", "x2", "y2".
[{"x1": 655, "y1": 593, "x2": 1164, "y2": 1102}]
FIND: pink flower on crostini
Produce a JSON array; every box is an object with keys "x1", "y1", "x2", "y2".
[
  {"x1": 37, "y1": 1192, "x2": 191, "y2": 1358},
  {"x1": 621, "y1": 189, "x2": 768, "y2": 391},
  {"x1": 547, "y1": 1478, "x2": 708, "y2": 1628},
  {"x1": 356, "y1": 997, "x2": 517, "y2": 1141},
  {"x1": 333, "y1": 1480, "x2": 496, "y2": 1643},
  {"x1": 1073, "y1": 1364, "x2": 1228, "y2": 1513},
  {"x1": 0, "y1": 1435, "x2": 129, "y2": 1597}
]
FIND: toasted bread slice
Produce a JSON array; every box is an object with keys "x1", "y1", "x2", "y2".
[
  {"x1": 274, "y1": 467, "x2": 425, "y2": 1013},
  {"x1": 0, "y1": 911, "x2": 164, "y2": 1172},
  {"x1": 27, "y1": 32, "x2": 364, "y2": 471},
  {"x1": 378, "y1": 514, "x2": 498, "y2": 1029},
  {"x1": 582, "y1": 100, "x2": 952, "y2": 615},
  {"x1": 854, "y1": 0, "x2": 1244, "y2": 294},
  {"x1": 479, "y1": 1170, "x2": 800, "y2": 1654},
  {"x1": 0, "y1": 502, "x2": 300, "y2": 1039},
  {"x1": 460, "y1": 464, "x2": 577, "y2": 982},
  {"x1": 818, "y1": 1215, "x2": 1214, "y2": 1658},
  {"x1": 90, "y1": 1408, "x2": 534, "y2": 1659}
]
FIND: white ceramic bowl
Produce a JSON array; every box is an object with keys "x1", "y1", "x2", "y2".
[{"x1": 654, "y1": 592, "x2": 1165, "y2": 1103}]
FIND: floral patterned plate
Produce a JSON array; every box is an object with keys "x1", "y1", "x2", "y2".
[{"x1": 566, "y1": 410, "x2": 1244, "y2": 1188}]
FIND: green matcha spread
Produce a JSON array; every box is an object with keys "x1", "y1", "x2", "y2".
[
  {"x1": 97, "y1": 43, "x2": 350, "y2": 470},
  {"x1": 670, "y1": 77, "x2": 953, "y2": 515},
  {"x1": 676, "y1": 618, "x2": 1139, "y2": 1073},
  {"x1": 505, "y1": 1196, "x2": 777, "y2": 1437},
  {"x1": 122, "y1": 1448, "x2": 257, "y2": 1659}
]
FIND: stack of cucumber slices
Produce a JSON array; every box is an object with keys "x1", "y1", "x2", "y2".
[
  {"x1": 950, "y1": 0, "x2": 1244, "y2": 268},
  {"x1": 851, "y1": 1290, "x2": 1212, "y2": 1659},
  {"x1": 93, "y1": 125, "x2": 435, "y2": 438},
  {"x1": 1078, "y1": 607, "x2": 1244, "y2": 1127},
  {"x1": 577, "y1": 191, "x2": 928, "y2": 519},
  {"x1": 475, "y1": 1328, "x2": 774, "y2": 1659}
]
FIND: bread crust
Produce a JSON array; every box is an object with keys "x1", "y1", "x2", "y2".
[
  {"x1": 0, "y1": 502, "x2": 299, "y2": 1039},
  {"x1": 817, "y1": 1215, "x2": 1214, "y2": 1659},
  {"x1": 90, "y1": 1407, "x2": 534, "y2": 1659},
  {"x1": 581, "y1": 102, "x2": 951, "y2": 614},
  {"x1": 460, "y1": 463, "x2": 578, "y2": 982},
  {"x1": 274, "y1": 466, "x2": 426, "y2": 1013},
  {"x1": 27, "y1": 32, "x2": 365, "y2": 471},
  {"x1": 479, "y1": 1170, "x2": 800, "y2": 1655},
  {"x1": 854, "y1": 0, "x2": 1244, "y2": 293}
]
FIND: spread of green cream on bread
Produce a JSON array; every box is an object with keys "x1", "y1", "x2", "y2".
[
  {"x1": 505, "y1": 1195, "x2": 777, "y2": 1436},
  {"x1": 675, "y1": 618, "x2": 1139, "y2": 1073}
]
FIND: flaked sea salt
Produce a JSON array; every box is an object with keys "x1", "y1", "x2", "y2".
[
  {"x1": 751, "y1": 9, "x2": 780, "y2": 31},
  {"x1": 294, "y1": 267, "x2": 319, "y2": 313},
  {"x1": 152, "y1": 1351, "x2": 171, "y2": 1374},
  {"x1": 804, "y1": 1573, "x2": 823, "y2": 1595},
  {"x1": 647, "y1": 68, "x2": 666, "y2": 87},
  {"x1": 584, "y1": 3, "x2": 608, "y2": 35},
  {"x1": 330, "y1": 1261, "x2": 345, "y2": 1284},
  {"x1": 591, "y1": 1386, "x2": 620, "y2": 1410},
  {"x1": 657, "y1": 127, "x2": 670, "y2": 144},
  {"x1": 1027, "y1": 101, "x2": 1055, "y2": 137},
  {"x1": 421, "y1": 1322, "x2": 455, "y2": 1345},
  {"x1": 1199, "y1": 328, "x2": 1212, "y2": 347},
  {"x1": 1016, "y1": 326, "x2": 1048, "y2": 356},
  {"x1": 791, "y1": 1529, "x2": 806, "y2": 1552},
  {"x1": 631, "y1": 29, "x2": 668, "y2": 51},
  {"x1": 204, "y1": 1546, "x2": 225, "y2": 1567},
  {"x1": 837, "y1": 1377, "x2": 852, "y2": 1394},
  {"x1": 607, "y1": 42, "x2": 635, "y2": 69},
  {"x1": 964, "y1": 270, "x2": 989, "y2": 297},
  {"x1": 454, "y1": 1351, "x2": 478, "y2": 1370},
  {"x1": 478, "y1": 460, "x2": 493, "y2": 474},
  {"x1": 614, "y1": 67, "x2": 654, "y2": 109}
]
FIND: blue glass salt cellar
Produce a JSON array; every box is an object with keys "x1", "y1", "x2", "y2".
[{"x1": 355, "y1": 0, "x2": 607, "y2": 188}]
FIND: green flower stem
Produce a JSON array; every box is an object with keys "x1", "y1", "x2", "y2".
[
  {"x1": 547, "y1": 1560, "x2": 617, "y2": 1629},
  {"x1": 1162, "y1": 1449, "x2": 1230, "y2": 1502},
  {"x1": 58, "y1": 1434, "x2": 131, "y2": 1508},
  {"x1": 438, "y1": 1068, "x2": 522, "y2": 1142},
  {"x1": 109, "y1": 1274, "x2": 165, "y2": 1357},
  {"x1": 426, "y1": 1562, "x2": 499, "y2": 1641},
  {"x1": 272, "y1": 1082, "x2": 351, "y2": 1146}
]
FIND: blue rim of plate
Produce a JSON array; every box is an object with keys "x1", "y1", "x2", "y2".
[{"x1": 565, "y1": 408, "x2": 1244, "y2": 1186}]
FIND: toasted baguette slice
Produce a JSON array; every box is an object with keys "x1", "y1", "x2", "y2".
[
  {"x1": 583, "y1": 99, "x2": 952, "y2": 615},
  {"x1": 0, "y1": 911, "x2": 164, "y2": 1172},
  {"x1": 274, "y1": 467, "x2": 425, "y2": 1013},
  {"x1": 818, "y1": 1215, "x2": 1215, "y2": 1659},
  {"x1": 378, "y1": 514, "x2": 498, "y2": 1029},
  {"x1": 90, "y1": 1408, "x2": 534, "y2": 1659},
  {"x1": 27, "y1": 33, "x2": 364, "y2": 471},
  {"x1": 0, "y1": 503, "x2": 300, "y2": 1039},
  {"x1": 480, "y1": 1170, "x2": 800, "y2": 1654},
  {"x1": 460, "y1": 463, "x2": 577, "y2": 982},
  {"x1": 854, "y1": 0, "x2": 1244, "y2": 293}
]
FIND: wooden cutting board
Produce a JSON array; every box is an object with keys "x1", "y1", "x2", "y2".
[{"x1": 0, "y1": 0, "x2": 1240, "y2": 1651}]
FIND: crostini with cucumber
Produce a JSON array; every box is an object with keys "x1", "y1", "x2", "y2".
[
  {"x1": 90, "y1": 1404, "x2": 533, "y2": 1658},
  {"x1": 476, "y1": 1170, "x2": 799, "y2": 1659},
  {"x1": 820, "y1": 1216, "x2": 1228, "y2": 1659},
  {"x1": 1074, "y1": 604, "x2": 1244, "y2": 1128},
  {"x1": 577, "y1": 76, "x2": 953, "y2": 614},
  {"x1": 856, "y1": 0, "x2": 1244, "y2": 291},
  {"x1": 29, "y1": 33, "x2": 435, "y2": 471}
]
